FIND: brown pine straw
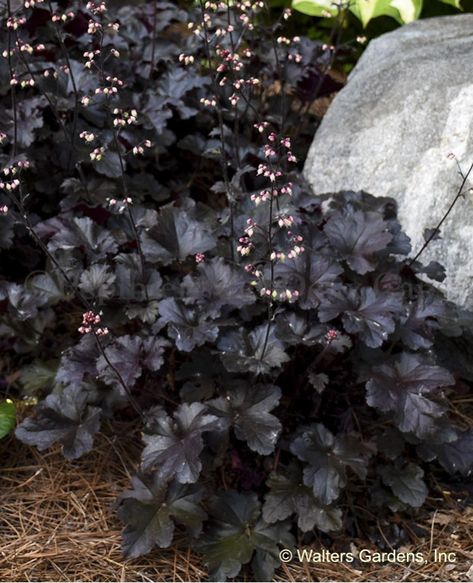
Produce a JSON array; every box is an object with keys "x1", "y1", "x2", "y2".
[{"x1": 1, "y1": 416, "x2": 473, "y2": 582}]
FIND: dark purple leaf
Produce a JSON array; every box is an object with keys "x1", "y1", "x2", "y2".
[
  {"x1": 182, "y1": 257, "x2": 255, "y2": 317},
  {"x1": 198, "y1": 491, "x2": 293, "y2": 582},
  {"x1": 399, "y1": 294, "x2": 446, "y2": 350},
  {"x1": 379, "y1": 462, "x2": 427, "y2": 508},
  {"x1": 290, "y1": 423, "x2": 372, "y2": 505},
  {"x1": 141, "y1": 205, "x2": 216, "y2": 265},
  {"x1": 56, "y1": 335, "x2": 99, "y2": 388},
  {"x1": 141, "y1": 402, "x2": 220, "y2": 483},
  {"x1": 208, "y1": 383, "x2": 282, "y2": 455},
  {"x1": 118, "y1": 475, "x2": 206, "y2": 558},
  {"x1": 158, "y1": 297, "x2": 219, "y2": 352},
  {"x1": 275, "y1": 252, "x2": 343, "y2": 310},
  {"x1": 319, "y1": 286, "x2": 403, "y2": 348},
  {"x1": 324, "y1": 208, "x2": 392, "y2": 274},
  {"x1": 15, "y1": 385, "x2": 101, "y2": 460},
  {"x1": 218, "y1": 325, "x2": 289, "y2": 376},
  {"x1": 96, "y1": 335, "x2": 169, "y2": 391},
  {"x1": 263, "y1": 464, "x2": 343, "y2": 532},
  {"x1": 366, "y1": 352, "x2": 454, "y2": 437}
]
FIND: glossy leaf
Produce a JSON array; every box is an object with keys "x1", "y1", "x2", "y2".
[
  {"x1": 141, "y1": 205, "x2": 215, "y2": 265},
  {"x1": 141, "y1": 403, "x2": 220, "y2": 483},
  {"x1": 15, "y1": 385, "x2": 101, "y2": 460},
  {"x1": 198, "y1": 491, "x2": 293, "y2": 581},
  {"x1": 324, "y1": 207, "x2": 392, "y2": 274},
  {"x1": 218, "y1": 325, "x2": 289, "y2": 376},
  {"x1": 208, "y1": 382, "x2": 282, "y2": 455},
  {"x1": 263, "y1": 465, "x2": 343, "y2": 532},
  {"x1": 366, "y1": 352, "x2": 454, "y2": 437},
  {"x1": 290, "y1": 423, "x2": 372, "y2": 505},
  {"x1": 119, "y1": 475, "x2": 206, "y2": 558},
  {"x1": 319, "y1": 286, "x2": 403, "y2": 348}
]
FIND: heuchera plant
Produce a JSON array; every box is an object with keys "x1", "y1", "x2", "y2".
[{"x1": 1, "y1": 0, "x2": 473, "y2": 580}]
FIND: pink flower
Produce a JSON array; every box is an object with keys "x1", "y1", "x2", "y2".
[
  {"x1": 253, "y1": 122, "x2": 268, "y2": 133},
  {"x1": 280, "y1": 137, "x2": 291, "y2": 149},
  {"x1": 325, "y1": 329, "x2": 338, "y2": 343},
  {"x1": 79, "y1": 310, "x2": 104, "y2": 334}
]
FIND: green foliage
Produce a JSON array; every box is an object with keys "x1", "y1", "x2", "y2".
[
  {"x1": 292, "y1": 0, "x2": 462, "y2": 26},
  {"x1": 0, "y1": 400, "x2": 16, "y2": 439}
]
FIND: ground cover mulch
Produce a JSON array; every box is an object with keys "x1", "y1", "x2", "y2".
[{"x1": 1, "y1": 413, "x2": 473, "y2": 582}]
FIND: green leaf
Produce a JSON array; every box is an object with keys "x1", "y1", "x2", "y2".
[
  {"x1": 350, "y1": 0, "x2": 398, "y2": 26},
  {"x1": 292, "y1": 0, "x2": 423, "y2": 25},
  {"x1": 390, "y1": 0, "x2": 423, "y2": 22},
  {"x1": 0, "y1": 400, "x2": 16, "y2": 439},
  {"x1": 291, "y1": 0, "x2": 339, "y2": 17},
  {"x1": 438, "y1": 0, "x2": 462, "y2": 8}
]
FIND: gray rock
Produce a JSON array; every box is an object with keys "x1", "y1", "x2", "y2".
[{"x1": 304, "y1": 14, "x2": 473, "y2": 309}]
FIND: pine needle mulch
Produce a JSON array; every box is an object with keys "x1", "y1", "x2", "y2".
[{"x1": 1, "y1": 419, "x2": 472, "y2": 583}]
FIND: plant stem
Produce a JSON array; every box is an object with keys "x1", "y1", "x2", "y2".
[{"x1": 410, "y1": 161, "x2": 473, "y2": 266}]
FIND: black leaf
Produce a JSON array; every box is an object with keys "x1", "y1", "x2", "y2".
[
  {"x1": 118, "y1": 474, "x2": 206, "y2": 558},
  {"x1": 158, "y1": 298, "x2": 219, "y2": 352},
  {"x1": 324, "y1": 207, "x2": 392, "y2": 274},
  {"x1": 208, "y1": 382, "x2": 282, "y2": 455},
  {"x1": 96, "y1": 335, "x2": 169, "y2": 392},
  {"x1": 290, "y1": 423, "x2": 372, "y2": 505},
  {"x1": 379, "y1": 462, "x2": 428, "y2": 508},
  {"x1": 141, "y1": 403, "x2": 220, "y2": 483},
  {"x1": 263, "y1": 464, "x2": 343, "y2": 532},
  {"x1": 218, "y1": 325, "x2": 289, "y2": 376},
  {"x1": 182, "y1": 257, "x2": 255, "y2": 317},
  {"x1": 15, "y1": 385, "x2": 101, "y2": 460},
  {"x1": 319, "y1": 286, "x2": 403, "y2": 348},
  {"x1": 366, "y1": 352, "x2": 454, "y2": 437},
  {"x1": 275, "y1": 252, "x2": 343, "y2": 310},
  {"x1": 198, "y1": 491, "x2": 293, "y2": 582},
  {"x1": 141, "y1": 205, "x2": 215, "y2": 265}
]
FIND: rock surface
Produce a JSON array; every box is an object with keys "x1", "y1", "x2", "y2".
[{"x1": 304, "y1": 14, "x2": 473, "y2": 309}]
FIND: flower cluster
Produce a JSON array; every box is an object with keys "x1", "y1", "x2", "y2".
[
  {"x1": 113, "y1": 108, "x2": 138, "y2": 127},
  {"x1": 0, "y1": 161, "x2": 30, "y2": 192},
  {"x1": 78, "y1": 311, "x2": 108, "y2": 336},
  {"x1": 106, "y1": 196, "x2": 133, "y2": 212},
  {"x1": 89, "y1": 147, "x2": 104, "y2": 161},
  {"x1": 132, "y1": 140, "x2": 152, "y2": 156},
  {"x1": 239, "y1": 129, "x2": 304, "y2": 301}
]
